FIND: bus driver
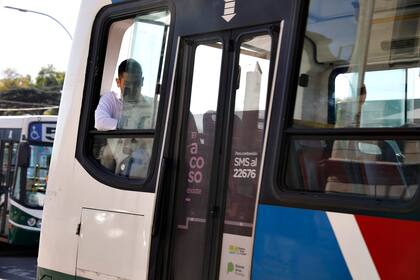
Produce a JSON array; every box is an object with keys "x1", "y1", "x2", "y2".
[
  {"x1": 94, "y1": 59, "x2": 151, "y2": 179},
  {"x1": 95, "y1": 58, "x2": 144, "y2": 130}
]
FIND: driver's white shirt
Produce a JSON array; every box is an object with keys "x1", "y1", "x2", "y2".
[{"x1": 94, "y1": 91, "x2": 122, "y2": 131}]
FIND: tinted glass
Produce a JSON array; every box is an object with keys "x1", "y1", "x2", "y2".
[
  {"x1": 292, "y1": 0, "x2": 420, "y2": 129},
  {"x1": 285, "y1": 0, "x2": 420, "y2": 202},
  {"x1": 13, "y1": 145, "x2": 52, "y2": 208},
  {"x1": 98, "y1": 10, "x2": 169, "y2": 131},
  {"x1": 171, "y1": 42, "x2": 222, "y2": 280},
  {"x1": 285, "y1": 139, "x2": 419, "y2": 200},
  {"x1": 91, "y1": 10, "x2": 170, "y2": 182},
  {"x1": 222, "y1": 34, "x2": 272, "y2": 236},
  {"x1": 93, "y1": 136, "x2": 153, "y2": 180},
  {"x1": 219, "y1": 34, "x2": 272, "y2": 279}
]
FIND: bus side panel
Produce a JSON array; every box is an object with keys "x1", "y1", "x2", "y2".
[
  {"x1": 355, "y1": 215, "x2": 420, "y2": 280},
  {"x1": 37, "y1": 0, "x2": 111, "y2": 276},
  {"x1": 252, "y1": 205, "x2": 420, "y2": 280},
  {"x1": 252, "y1": 205, "x2": 351, "y2": 280}
]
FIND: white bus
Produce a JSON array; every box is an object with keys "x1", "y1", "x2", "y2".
[
  {"x1": 0, "y1": 115, "x2": 56, "y2": 246},
  {"x1": 38, "y1": 0, "x2": 420, "y2": 279}
]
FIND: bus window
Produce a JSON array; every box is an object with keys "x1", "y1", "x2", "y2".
[
  {"x1": 335, "y1": 68, "x2": 420, "y2": 128},
  {"x1": 13, "y1": 145, "x2": 53, "y2": 208},
  {"x1": 283, "y1": 1, "x2": 420, "y2": 203},
  {"x1": 293, "y1": 1, "x2": 420, "y2": 129},
  {"x1": 89, "y1": 10, "x2": 170, "y2": 182},
  {"x1": 93, "y1": 136, "x2": 153, "y2": 179}
]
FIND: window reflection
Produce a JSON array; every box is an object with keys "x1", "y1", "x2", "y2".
[
  {"x1": 91, "y1": 9, "x2": 170, "y2": 181},
  {"x1": 12, "y1": 145, "x2": 52, "y2": 208},
  {"x1": 293, "y1": 0, "x2": 420, "y2": 129},
  {"x1": 334, "y1": 68, "x2": 420, "y2": 128},
  {"x1": 171, "y1": 42, "x2": 222, "y2": 280},
  {"x1": 286, "y1": 139, "x2": 419, "y2": 200},
  {"x1": 93, "y1": 136, "x2": 153, "y2": 180},
  {"x1": 224, "y1": 35, "x2": 272, "y2": 236},
  {"x1": 287, "y1": 0, "x2": 420, "y2": 202}
]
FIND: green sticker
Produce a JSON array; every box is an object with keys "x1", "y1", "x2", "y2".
[{"x1": 227, "y1": 262, "x2": 234, "y2": 273}]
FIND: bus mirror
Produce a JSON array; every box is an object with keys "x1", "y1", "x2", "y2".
[{"x1": 17, "y1": 142, "x2": 30, "y2": 167}]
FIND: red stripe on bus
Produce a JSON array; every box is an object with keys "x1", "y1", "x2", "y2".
[{"x1": 355, "y1": 215, "x2": 420, "y2": 280}]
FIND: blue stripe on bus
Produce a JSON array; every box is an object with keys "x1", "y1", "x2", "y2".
[{"x1": 252, "y1": 205, "x2": 352, "y2": 280}]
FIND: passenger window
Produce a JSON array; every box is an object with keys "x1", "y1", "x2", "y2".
[
  {"x1": 335, "y1": 68, "x2": 420, "y2": 128},
  {"x1": 284, "y1": 1, "x2": 420, "y2": 202},
  {"x1": 90, "y1": 10, "x2": 170, "y2": 181},
  {"x1": 285, "y1": 139, "x2": 419, "y2": 200}
]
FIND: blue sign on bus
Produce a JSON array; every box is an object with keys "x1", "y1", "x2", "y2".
[{"x1": 28, "y1": 122, "x2": 56, "y2": 144}]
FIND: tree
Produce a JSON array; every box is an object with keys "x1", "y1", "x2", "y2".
[
  {"x1": 0, "y1": 68, "x2": 32, "y2": 91},
  {"x1": 35, "y1": 65, "x2": 65, "y2": 90},
  {"x1": 0, "y1": 66, "x2": 62, "y2": 116}
]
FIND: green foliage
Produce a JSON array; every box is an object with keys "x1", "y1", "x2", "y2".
[
  {"x1": 43, "y1": 107, "x2": 59, "y2": 115},
  {"x1": 35, "y1": 65, "x2": 65, "y2": 90},
  {"x1": 0, "y1": 68, "x2": 32, "y2": 91},
  {"x1": 0, "y1": 66, "x2": 64, "y2": 116}
]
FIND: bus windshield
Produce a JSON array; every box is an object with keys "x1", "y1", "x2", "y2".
[{"x1": 12, "y1": 145, "x2": 52, "y2": 209}]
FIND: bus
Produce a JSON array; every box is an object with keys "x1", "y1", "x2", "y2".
[
  {"x1": 0, "y1": 115, "x2": 56, "y2": 246},
  {"x1": 37, "y1": 0, "x2": 420, "y2": 279}
]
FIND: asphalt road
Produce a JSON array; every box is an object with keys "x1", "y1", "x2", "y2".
[{"x1": 0, "y1": 243, "x2": 37, "y2": 280}]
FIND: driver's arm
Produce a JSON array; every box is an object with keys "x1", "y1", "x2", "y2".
[{"x1": 95, "y1": 92, "x2": 119, "y2": 131}]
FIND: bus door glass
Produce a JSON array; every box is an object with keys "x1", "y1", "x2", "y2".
[
  {"x1": 24, "y1": 145, "x2": 52, "y2": 207},
  {"x1": 0, "y1": 141, "x2": 16, "y2": 234},
  {"x1": 169, "y1": 27, "x2": 277, "y2": 280},
  {"x1": 12, "y1": 122, "x2": 55, "y2": 209},
  {"x1": 0, "y1": 141, "x2": 15, "y2": 189},
  {"x1": 219, "y1": 34, "x2": 272, "y2": 280},
  {"x1": 171, "y1": 39, "x2": 224, "y2": 280}
]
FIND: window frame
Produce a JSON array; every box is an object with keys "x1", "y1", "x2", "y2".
[
  {"x1": 76, "y1": 0, "x2": 174, "y2": 192},
  {"x1": 269, "y1": 0, "x2": 420, "y2": 220}
]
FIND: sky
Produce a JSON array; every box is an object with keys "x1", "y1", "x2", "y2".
[{"x1": 0, "y1": 0, "x2": 82, "y2": 80}]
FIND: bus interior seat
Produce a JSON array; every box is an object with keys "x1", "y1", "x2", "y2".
[
  {"x1": 325, "y1": 140, "x2": 419, "y2": 199},
  {"x1": 294, "y1": 140, "x2": 329, "y2": 191}
]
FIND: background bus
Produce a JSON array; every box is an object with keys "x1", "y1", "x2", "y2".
[
  {"x1": 0, "y1": 115, "x2": 56, "y2": 246},
  {"x1": 38, "y1": 0, "x2": 420, "y2": 279}
]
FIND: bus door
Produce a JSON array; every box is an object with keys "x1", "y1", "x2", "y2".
[
  {"x1": 167, "y1": 25, "x2": 279, "y2": 280},
  {"x1": 0, "y1": 141, "x2": 17, "y2": 236}
]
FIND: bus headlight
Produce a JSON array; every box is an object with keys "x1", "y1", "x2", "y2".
[
  {"x1": 27, "y1": 217, "x2": 37, "y2": 227},
  {"x1": 36, "y1": 220, "x2": 42, "y2": 228}
]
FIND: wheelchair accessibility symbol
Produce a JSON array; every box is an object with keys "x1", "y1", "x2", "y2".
[
  {"x1": 28, "y1": 122, "x2": 55, "y2": 143},
  {"x1": 30, "y1": 125, "x2": 41, "y2": 140}
]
